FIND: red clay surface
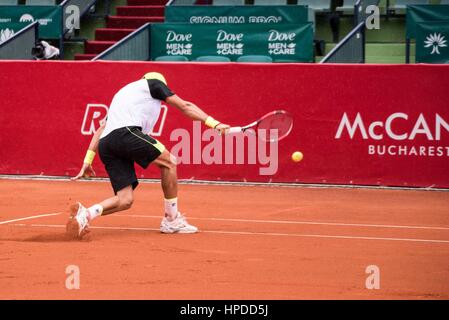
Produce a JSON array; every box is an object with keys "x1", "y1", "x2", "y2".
[{"x1": 0, "y1": 178, "x2": 449, "y2": 300}]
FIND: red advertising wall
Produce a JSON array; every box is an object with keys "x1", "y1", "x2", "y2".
[{"x1": 0, "y1": 61, "x2": 448, "y2": 188}]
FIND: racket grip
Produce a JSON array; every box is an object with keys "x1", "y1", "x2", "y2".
[{"x1": 227, "y1": 127, "x2": 243, "y2": 134}]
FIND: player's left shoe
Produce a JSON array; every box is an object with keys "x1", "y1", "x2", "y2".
[
  {"x1": 160, "y1": 212, "x2": 198, "y2": 234},
  {"x1": 66, "y1": 202, "x2": 90, "y2": 239}
]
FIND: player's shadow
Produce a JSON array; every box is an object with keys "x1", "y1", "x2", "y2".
[{"x1": 22, "y1": 233, "x2": 91, "y2": 242}]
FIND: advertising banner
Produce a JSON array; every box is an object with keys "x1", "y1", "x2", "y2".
[
  {"x1": 0, "y1": 61, "x2": 448, "y2": 188},
  {"x1": 151, "y1": 23, "x2": 314, "y2": 62},
  {"x1": 0, "y1": 23, "x2": 26, "y2": 44},
  {"x1": 406, "y1": 4, "x2": 449, "y2": 39},
  {"x1": 0, "y1": 5, "x2": 61, "y2": 39},
  {"x1": 415, "y1": 21, "x2": 449, "y2": 63},
  {"x1": 165, "y1": 5, "x2": 309, "y2": 25}
]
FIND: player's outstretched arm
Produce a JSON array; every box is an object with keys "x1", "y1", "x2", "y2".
[
  {"x1": 165, "y1": 95, "x2": 230, "y2": 134},
  {"x1": 72, "y1": 121, "x2": 106, "y2": 181}
]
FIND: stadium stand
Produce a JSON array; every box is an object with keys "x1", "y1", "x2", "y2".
[
  {"x1": 196, "y1": 55, "x2": 232, "y2": 62},
  {"x1": 155, "y1": 55, "x2": 189, "y2": 61},
  {"x1": 25, "y1": 0, "x2": 57, "y2": 5},
  {"x1": 74, "y1": 0, "x2": 166, "y2": 60},
  {"x1": 0, "y1": 0, "x2": 65, "y2": 57},
  {"x1": 212, "y1": 0, "x2": 245, "y2": 5},
  {"x1": 0, "y1": 0, "x2": 18, "y2": 4},
  {"x1": 0, "y1": 20, "x2": 38, "y2": 59},
  {"x1": 53, "y1": 0, "x2": 448, "y2": 64},
  {"x1": 298, "y1": 0, "x2": 332, "y2": 12},
  {"x1": 236, "y1": 55, "x2": 273, "y2": 62},
  {"x1": 337, "y1": 0, "x2": 357, "y2": 13},
  {"x1": 405, "y1": 3, "x2": 449, "y2": 63},
  {"x1": 392, "y1": 0, "x2": 430, "y2": 11},
  {"x1": 320, "y1": 21, "x2": 365, "y2": 63},
  {"x1": 253, "y1": 0, "x2": 287, "y2": 5},
  {"x1": 387, "y1": 0, "x2": 430, "y2": 18},
  {"x1": 166, "y1": 0, "x2": 194, "y2": 4},
  {"x1": 0, "y1": 0, "x2": 112, "y2": 59},
  {"x1": 92, "y1": 22, "x2": 150, "y2": 60}
]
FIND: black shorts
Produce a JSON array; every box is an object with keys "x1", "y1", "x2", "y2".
[{"x1": 98, "y1": 126, "x2": 165, "y2": 194}]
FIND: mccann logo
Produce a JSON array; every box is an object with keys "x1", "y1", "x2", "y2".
[
  {"x1": 165, "y1": 30, "x2": 193, "y2": 56},
  {"x1": 216, "y1": 30, "x2": 244, "y2": 55},
  {"x1": 335, "y1": 112, "x2": 449, "y2": 141},
  {"x1": 19, "y1": 14, "x2": 34, "y2": 23},
  {"x1": 0, "y1": 28, "x2": 15, "y2": 44},
  {"x1": 268, "y1": 29, "x2": 296, "y2": 55},
  {"x1": 335, "y1": 112, "x2": 449, "y2": 157},
  {"x1": 424, "y1": 33, "x2": 447, "y2": 55}
]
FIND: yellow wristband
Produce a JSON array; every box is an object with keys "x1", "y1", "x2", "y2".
[
  {"x1": 83, "y1": 150, "x2": 96, "y2": 165},
  {"x1": 205, "y1": 116, "x2": 220, "y2": 129}
]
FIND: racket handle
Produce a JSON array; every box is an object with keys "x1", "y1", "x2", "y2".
[{"x1": 227, "y1": 127, "x2": 243, "y2": 134}]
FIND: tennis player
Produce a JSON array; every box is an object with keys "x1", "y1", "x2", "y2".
[{"x1": 68, "y1": 72, "x2": 229, "y2": 238}]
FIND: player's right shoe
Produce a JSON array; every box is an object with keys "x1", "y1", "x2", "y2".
[
  {"x1": 160, "y1": 212, "x2": 198, "y2": 234},
  {"x1": 66, "y1": 202, "x2": 90, "y2": 239}
]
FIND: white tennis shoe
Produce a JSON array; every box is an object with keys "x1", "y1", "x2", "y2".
[
  {"x1": 160, "y1": 212, "x2": 198, "y2": 234},
  {"x1": 66, "y1": 202, "x2": 90, "y2": 239}
]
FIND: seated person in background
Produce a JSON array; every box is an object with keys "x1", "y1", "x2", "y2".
[{"x1": 31, "y1": 40, "x2": 60, "y2": 60}]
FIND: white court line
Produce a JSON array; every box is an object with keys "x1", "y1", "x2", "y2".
[
  {"x1": 1, "y1": 174, "x2": 448, "y2": 192},
  {"x1": 9, "y1": 223, "x2": 449, "y2": 244},
  {"x1": 0, "y1": 212, "x2": 62, "y2": 225},
  {"x1": 116, "y1": 214, "x2": 449, "y2": 231},
  {"x1": 2, "y1": 211, "x2": 449, "y2": 231}
]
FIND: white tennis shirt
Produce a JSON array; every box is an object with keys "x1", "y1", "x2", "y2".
[{"x1": 101, "y1": 79, "x2": 164, "y2": 138}]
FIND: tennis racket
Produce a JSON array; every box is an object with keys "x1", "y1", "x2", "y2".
[{"x1": 226, "y1": 110, "x2": 293, "y2": 142}]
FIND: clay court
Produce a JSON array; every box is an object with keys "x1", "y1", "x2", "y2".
[{"x1": 1, "y1": 178, "x2": 448, "y2": 300}]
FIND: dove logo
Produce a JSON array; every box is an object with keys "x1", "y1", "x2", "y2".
[
  {"x1": 268, "y1": 30, "x2": 296, "y2": 42},
  {"x1": 166, "y1": 31, "x2": 192, "y2": 42},
  {"x1": 267, "y1": 30, "x2": 296, "y2": 55},
  {"x1": 216, "y1": 30, "x2": 244, "y2": 55},
  {"x1": 216, "y1": 30, "x2": 244, "y2": 42},
  {"x1": 19, "y1": 14, "x2": 34, "y2": 23},
  {"x1": 165, "y1": 31, "x2": 193, "y2": 55}
]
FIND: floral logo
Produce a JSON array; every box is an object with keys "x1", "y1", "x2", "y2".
[
  {"x1": 0, "y1": 28, "x2": 15, "y2": 44},
  {"x1": 19, "y1": 14, "x2": 34, "y2": 23},
  {"x1": 424, "y1": 33, "x2": 447, "y2": 55}
]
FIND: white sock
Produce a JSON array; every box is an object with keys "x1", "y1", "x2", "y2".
[
  {"x1": 87, "y1": 204, "x2": 103, "y2": 221},
  {"x1": 164, "y1": 198, "x2": 178, "y2": 221}
]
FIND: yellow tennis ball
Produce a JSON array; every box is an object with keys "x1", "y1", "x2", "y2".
[{"x1": 291, "y1": 151, "x2": 303, "y2": 162}]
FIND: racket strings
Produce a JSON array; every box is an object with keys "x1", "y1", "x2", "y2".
[{"x1": 257, "y1": 113, "x2": 293, "y2": 142}]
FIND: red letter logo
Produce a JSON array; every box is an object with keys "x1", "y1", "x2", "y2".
[
  {"x1": 150, "y1": 105, "x2": 168, "y2": 137},
  {"x1": 81, "y1": 104, "x2": 108, "y2": 135}
]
